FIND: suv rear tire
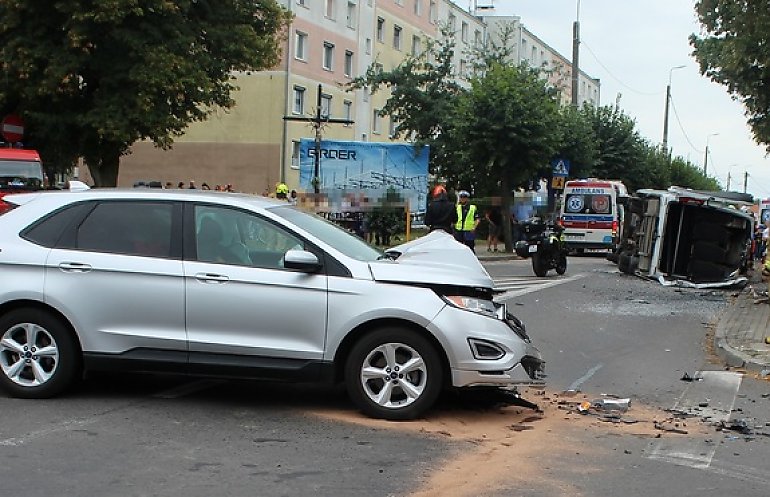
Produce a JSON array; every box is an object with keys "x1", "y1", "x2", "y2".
[{"x1": 0, "y1": 309, "x2": 79, "y2": 398}]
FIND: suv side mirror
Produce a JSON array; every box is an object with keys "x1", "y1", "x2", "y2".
[{"x1": 283, "y1": 249, "x2": 322, "y2": 273}]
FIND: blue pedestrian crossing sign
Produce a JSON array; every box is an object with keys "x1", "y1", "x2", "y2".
[{"x1": 551, "y1": 158, "x2": 570, "y2": 177}]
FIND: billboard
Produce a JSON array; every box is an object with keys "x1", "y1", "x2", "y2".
[{"x1": 299, "y1": 139, "x2": 429, "y2": 213}]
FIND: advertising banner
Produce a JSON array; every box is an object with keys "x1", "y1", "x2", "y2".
[{"x1": 299, "y1": 139, "x2": 429, "y2": 213}]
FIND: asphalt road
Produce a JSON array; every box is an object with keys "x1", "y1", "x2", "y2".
[{"x1": 1, "y1": 255, "x2": 768, "y2": 496}]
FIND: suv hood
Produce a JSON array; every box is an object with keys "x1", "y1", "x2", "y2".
[{"x1": 369, "y1": 231, "x2": 494, "y2": 289}]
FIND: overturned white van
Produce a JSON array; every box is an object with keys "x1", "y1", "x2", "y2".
[{"x1": 617, "y1": 187, "x2": 754, "y2": 287}]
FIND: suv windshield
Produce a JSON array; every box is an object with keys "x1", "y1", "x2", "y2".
[
  {"x1": 270, "y1": 205, "x2": 382, "y2": 262},
  {"x1": 0, "y1": 160, "x2": 44, "y2": 191}
]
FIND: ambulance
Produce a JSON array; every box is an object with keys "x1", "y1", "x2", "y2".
[{"x1": 559, "y1": 179, "x2": 628, "y2": 251}]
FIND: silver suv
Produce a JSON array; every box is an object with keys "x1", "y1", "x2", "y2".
[{"x1": 0, "y1": 189, "x2": 544, "y2": 419}]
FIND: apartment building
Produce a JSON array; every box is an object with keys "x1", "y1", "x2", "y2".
[{"x1": 110, "y1": 1, "x2": 599, "y2": 193}]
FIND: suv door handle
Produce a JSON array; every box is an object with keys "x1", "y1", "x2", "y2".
[
  {"x1": 195, "y1": 272, "x2": 229, "y2": 283},
  {"x1": 58, "y1": 262, "x2": 92, "y2": 273}
]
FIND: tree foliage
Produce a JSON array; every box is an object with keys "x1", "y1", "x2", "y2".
[
  {"x1": 690, "y1": 0, "x2": 770, "y2": 151},
  {"x1": 0, "y1": 0, "x2": 291, "y2": 185}
]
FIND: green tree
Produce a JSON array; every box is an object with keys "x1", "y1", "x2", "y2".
[
  {"x1": 553, "y1": 104, "x2": 599, "y2": 179},
  {"x1": 691, "y1": 0, "x2": 770, "y2": 151},
  {"x1": 0, "y1": 0, "x2": 291, "y2": 186},
  {"x1": 451, "y1": 63, "x2": 562, "y2": 250},
  {"x1": 583, "y1": 105, "x2": 650, "y2": 190},
  {"x1": 350, "y1": 27, "x2": 462, "y2": 180},
  {"x1": 669, "y1": 156, "x2": 721, "y2": 190}
]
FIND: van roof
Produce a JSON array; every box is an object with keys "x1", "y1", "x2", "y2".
[{"x1": 0, "y1": 149, "x2": 41, "y2": 161}]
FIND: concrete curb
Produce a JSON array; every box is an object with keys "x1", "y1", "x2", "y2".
[{"x1": 713, "y1": 285, "x2": 770, "y2": 372}]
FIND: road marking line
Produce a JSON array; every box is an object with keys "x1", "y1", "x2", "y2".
[
  {"x1": 494, "y1": 273, "x2": 586, "y2": 301},
  {"x1": 0, "y1": 418, "x2": 99, "y2": 447},
  {"x1": 152, "y1": 379, "x2": 225, "y2": 399},
  {"x1": 567, "y1": 363, "x2": 604, "y2": 392},
  {"x1": 648, "y1": 370, "x2": 743, "y2": 470}
]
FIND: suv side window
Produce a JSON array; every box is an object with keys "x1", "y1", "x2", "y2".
[
  {"x1": 21, "y1": 203, "x2": 92, "y2": 248},
  {"x1": 75, "y1": 202, "x2": 175, "y2": 258},
  {"x1": 194, "y1": 205, "x2": 304, "y2": 269}
]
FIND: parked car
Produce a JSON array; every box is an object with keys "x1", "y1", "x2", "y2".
[{"x1": 0, "y1": 189, "x2": 544, "y2": 419}]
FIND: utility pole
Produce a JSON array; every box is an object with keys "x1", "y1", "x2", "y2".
[
  {"x1": 744, "y1": 171, "x2": 749, "y2": 194},
  {"x1": 662, "y1": 65, "x2": 685, "y2": 157},
  {"x1": 704, "y1": 132, "x2": 719, "y2": 176},
  {"x1": 727, "y1": 172, "x2": 731, "y2": 191},
  {"x1": 571, "y1": 0, "x2": 580, "y2": 107},
  {"x1": 283, "y1": 84, "x2": 353, "y2": 194}
]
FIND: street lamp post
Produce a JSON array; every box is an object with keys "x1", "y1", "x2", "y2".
[
  {"x1": 662, "y1": 65, "x2": 685, "y2": 157},
  {"x1": 704, "y1": 132, "x2": 719, "y2": 176}
]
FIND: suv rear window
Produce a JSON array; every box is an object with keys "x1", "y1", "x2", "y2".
[{"x1": 564, "y1": 193, "x2": 613, "y2": 215}]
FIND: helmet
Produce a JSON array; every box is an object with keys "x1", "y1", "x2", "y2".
[
  {"x1": 458, "y1": 190, "x2": 470, "y2": 198},
  {"x1": 432, "y1": 185, "x2": 447, "y2": 199}
]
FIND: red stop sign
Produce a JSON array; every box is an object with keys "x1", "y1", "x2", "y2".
[{"x1": 1, "y1": 114, "x2": 24, "y2": 142}]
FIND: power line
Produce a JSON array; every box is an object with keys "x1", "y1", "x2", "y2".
[
  {"x1": 669, "y1": 95, "x2": 704, "y2": 155},
  {"x1": 581, "y1": 41, "x2": 662, "y2": 97}
]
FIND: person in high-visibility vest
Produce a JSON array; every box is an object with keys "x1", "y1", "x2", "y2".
[{"x1": 454, "y1": 190, "x2": 480, "y2": 252}]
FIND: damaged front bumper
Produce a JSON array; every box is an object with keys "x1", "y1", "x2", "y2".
[{"x1": 452, "y1": 354, "x2": 546, "y2": 388}]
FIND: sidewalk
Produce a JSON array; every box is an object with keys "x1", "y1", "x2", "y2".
[
  {"x1": 473, "y1": 240, "x2": 520, "y2": 262},
  {"x1": 714, "y1": 270, "x2": 770, "y2": 372}
]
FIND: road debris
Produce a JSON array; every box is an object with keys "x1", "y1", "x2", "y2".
[{"x1": 680, "y1": 372, "x2": 702, "y2": 382}]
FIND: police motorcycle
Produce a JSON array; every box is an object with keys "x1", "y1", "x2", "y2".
[{"x1": 514, "y1": 218, "x2": 568, "y2": 277}]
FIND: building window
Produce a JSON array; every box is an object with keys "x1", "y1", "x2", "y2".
[
  {"x1": 362, "y1": 87, "x2": 369, "y2": 102},
  {"x1": 389, "y1": 118, "x2": 397, "y2": 138},
  {"x1": 459, "y1": 59, "x2": 466, "y2": 77},
  {"x1": 321, "y1": 94, "x2": 332, "y2": 118},
  {"x1": 344, "y1": 50, "x2": 354, "y2": 77},
  {"x1": 323, "y1": 42, "x2": 335, "y2": 71},
  {"x1": 343, "y1": 100, "x2": 352, "y2": 126},
  {"x1": 365, "y1": 38, "x2": 372, "y2": 55},
  {"x1": 461, "y1": 21, "x2": 468, "y2": 43},
  {"x1": 429, "y1": 0, "x2": 437, "y2": 23},
  {"x1": 448, "y1": 13, "x2": 456, "y2": 31},
  {"x1": 295, "y1": 31, "x2": 307, "y2": 61},
  {"x1": 372, "y1": 109, "x2": 381, "y2": 134},
  {"x1": 347, "y1": 1, "x2": 356, "y2": 28},
  {"x1": 474, "y1": 29, "x2": 482, "y2": 46},
  {"x1": 412, "y1": 35, "x2": 422, "y2": 56},
  {"x1": 393, "y1": 25, "x2": 402, "y2": 50},
  {"x1": 297, "y1": 0, "x2": 306, "y2": 6},
  {"x1": 414, "y1": 0, "x2": 422, "y2": 16},
  {"x1": 325, "y1": 0, "x2": 335, "y2": 18},
  {"x1": 376, "y1": 17, "x2": 384, "y2": 42},
  {"x1": 293, "y1": 87, "x2": 305, "y2": 114},
  {"x1": 374, "y1": 62, "x2": 383, "y2": 75},
  {"x1": 291, "y1": 140, "x2": 301, "y2": 169}
]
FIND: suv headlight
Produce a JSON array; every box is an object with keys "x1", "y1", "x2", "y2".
[{"x1": 442, "y1": 295, "x2": 500, "y2": 318}]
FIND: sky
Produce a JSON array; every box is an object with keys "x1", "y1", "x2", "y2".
[{"x1": 477, "y1": 0, "x2": 770, "y2": 200}]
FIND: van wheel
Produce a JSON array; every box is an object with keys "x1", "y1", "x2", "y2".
[
  {"x1": 345, "y1": 328, "x2": 443, "y2": 420},
  {"x1": 0, "y1": 309, "x2": 80, "y2": 398}
]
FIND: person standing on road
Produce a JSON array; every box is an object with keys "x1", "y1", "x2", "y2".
[
  {"x1": 424, "y1": 185, "x2": 457, "y2": 233},
  {"x1": 454, "y1": 190, "x2": 480, "y2": 252},
  {"x1": 485, "y1": 204, "x2": 502, "y2": 252}
]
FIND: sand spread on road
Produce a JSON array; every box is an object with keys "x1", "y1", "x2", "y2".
[{"x1": 311, "y1": 389, "x2": 712, "y2": 496}]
